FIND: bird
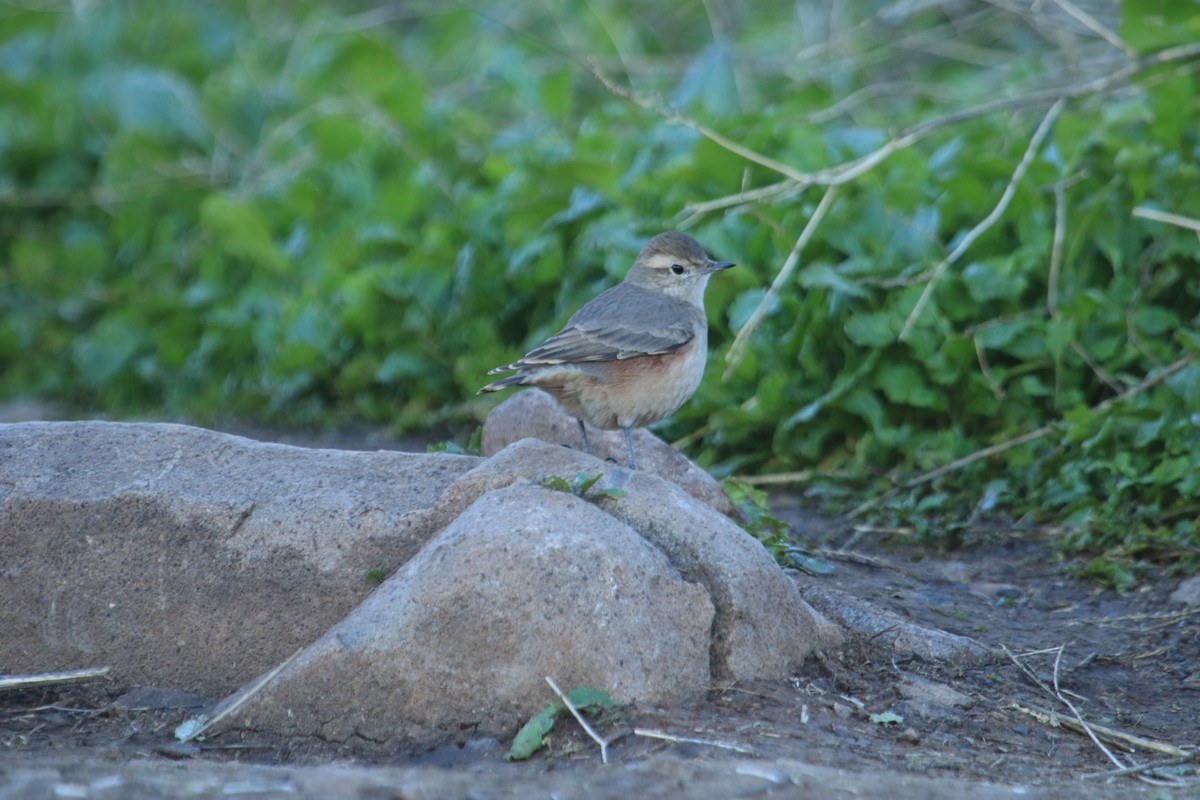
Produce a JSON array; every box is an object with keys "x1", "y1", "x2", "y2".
[{"x1": 478, "y1": 231, "x2": 735, "y2": 470}]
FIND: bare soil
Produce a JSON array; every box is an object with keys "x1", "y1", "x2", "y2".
[{"x1": 2, "y1": 438, "x2": 1197, "y2": 798}]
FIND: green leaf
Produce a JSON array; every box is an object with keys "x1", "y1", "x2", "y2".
[
  {"x1": 1045, "y1": 316, "x2": 1075, "y2": 362},
  {"x1": 199, "y1": 194, "x2": 289, "y2": 273},
  {"x1": 543, "y1": 476, "x2": 573, "y2": 493},
  {"x1": 799, "y1": 263, "x2": 870, "y2": 299},
  {"x1": 1120, "y1": 0, "x2": 1200, "y2": 55},
  {"x1": 869, "y1": 712, "x2": 904, "y2": 725},
  {"x1": 1133, "y1": 306, "x2": 1179, "y2": 337},
  {"x1": 672, "y1": 41, "x2": 740, "y2": 117},
  {"x1": 502, "y1": 687, "x2": 616, "y2": 761},
  {"x1": 877, "y1": 363, "x2": 945, "y2": 410},
  {"x1": 539, "y1": 67, "x2": 573, "y2": 120},
  {"x1": 72, "y1": 317, "x2": 143, "y2": 387},
  {"x1": 844, "y1": 312, "x2": 895, "y2": 347},
  {"x1": 565, "y1": 687, "x2": 618, "y2": 711},
  {"x1": 545, "y1": 186, "x2": 610, "y2": 228},
  {"x1": 962, "y1": 258, "x2": 1027, "y2": 303},
  {"x1": 95, "y1": 67, "x2": 207, "y2": 143},
  {"x1": 1166, "y1": 362, "x2": 1200, "y2": 408},
  {"x1": 504, "y1": 704, "x2": 560, "y2": 761},
  {"x1": 575, "y1": 472, "x2": 603, "y2": 495}
]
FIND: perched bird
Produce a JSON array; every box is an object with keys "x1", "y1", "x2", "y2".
[{"x1": 478, "y1": 231, "x2": 735, "y2": 470}]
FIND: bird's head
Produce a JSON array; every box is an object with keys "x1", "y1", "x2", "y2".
[{"x1": 624, "y1": 231, "x2": 736, "y2": 304}]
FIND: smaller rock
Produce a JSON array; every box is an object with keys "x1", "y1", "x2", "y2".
[
  {"x1": 895, "y1": 673, "x2": 975, "y2": 722},
  {"x1": 800, "y1": 586, "x2": 995, "y2": 664},
  {"x1": 480, "y1": 388, "x2": 736, "y2": 516},
  {"x1": 896, "y1": 674, "x2": 975, "y2": 709},
  {"x1": 1169, "y1": 575, "x2": 1200, "y2": 607},
  {"x1": 207, "y1": 483, "x2": 715, "y2": 743}
]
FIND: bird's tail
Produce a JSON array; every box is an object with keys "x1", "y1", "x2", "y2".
[{"x1": 476, "y1": 371, "x2": 527, "y2": 395}]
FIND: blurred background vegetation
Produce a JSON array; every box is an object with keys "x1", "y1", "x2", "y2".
[{"x1": 1, "y1": 0, "x2": 1197, "y2": 584}]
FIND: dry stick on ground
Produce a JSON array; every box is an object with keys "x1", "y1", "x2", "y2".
[
  {"x1": 1047, "y1": 645, "x2": 1129, "y2": 773},
  {"x1": 1083, "y1": 754, "x2": 1200, "y2": 781},
  {"x1": 177, "y1": 648, "x2": 302, "y2": 743},
  {"x1": 1010, "y1": 705, "x2": 1192, "y2": 759},
  {"x1": 633, "y1": 728, "x2": 756, "y2": 755},
  {"x1": 846, "y1": 352, "x2": 1197, "y2": 519},
  {"x1": 544, "y1": 676, "x2": 610, "y2": 764},
  {"x1": 1003, "y1": 645, "x2": 1193, "y2": 787},
  {"x1": 899, "y1": 98, "x2": 1064, "y2": 341},
  {"x1": 0, "y1": 667, "x2": 110, "y2": 692}
]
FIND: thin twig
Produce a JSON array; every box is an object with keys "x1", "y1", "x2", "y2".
[
  {"x1": 633, "y1": 727, "x2": 756, "y2": 754},
  {"x1": 1005, "y1": 644, "x2": 1192, "y2": 786},
  {"x1": 735, "y1": 470, "x2": 814, "y2": 486},
  {"x1": 974, "y1": 335, "x2": 1006, "y2": 401},
  {"x1": 177, "y1": 648, "x2": 302, "y2": 743},
  {"x1": 585, "y1": 59, "x2": 814, "y2": 185},
  {"x1": 1010, "y1": 704, "x2": 1191, "y2": 759},
  {"x1": 545, "y1": 676, "x2": 609, "y2": 764},
  {"x1": 1070, "y1": 340, "x2": 1123, "y2": 393},
  {"x1": 1047, "y1": 177, "x2": 1067, "y2": 313},
  {"x1": 0, "y1": 667, "x2": 110, "y2": 691},
  {"x1": 1083, "y1": 753, "x2": 1200, "y2": 780},
  {"x1": 900, "y1": 98, "x2": 1064, "y2": 341},
  {"x1": 678, "y1": 43, "x2": 1200, "y2": 221},
  {"x1": 1132, "y1": 206, "x2": 1200, "y2": 234},
  {"x1": 846, "y1": 353, "x2": 1196, "y2": 518},
  {"x1": 1050, "y1": 644, "x2": 1126, "y2": 770},
  {"x1": 722, "y1": 186, "x2": 838, "y2": 380},
  {"x1": 1046, "y1": 0, "x2": 1133, "y2": 55}
]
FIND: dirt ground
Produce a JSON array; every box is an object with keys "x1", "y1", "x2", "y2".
[{"x1": 2, "y1": 431, "x2": 1198, "y2": 798}]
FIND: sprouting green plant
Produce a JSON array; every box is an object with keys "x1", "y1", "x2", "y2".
[
  {"x1": 364, "y1": 564, "x2": 389, "y2": 584},
  {"x1": 723, "y1": 478, "x2": 833, "y2": 575},
  {"x1": 504, "y1": 686, "x2": 618, "y2": 761},
  {"x1": 543, "y1": 472, "x2": 626, "y2": 500}
]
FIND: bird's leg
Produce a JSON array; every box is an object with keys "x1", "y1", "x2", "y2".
[
  {"x1": 622, "y1": 427, "x2": 637, "y2": 470},
  {"x1": 576, "y1": 418, "x2": 590, "y2": 455}
]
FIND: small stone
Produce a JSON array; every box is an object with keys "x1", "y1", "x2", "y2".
[{"x1": 1168, "y1": 575, "x2": 1200, "y2": 607}]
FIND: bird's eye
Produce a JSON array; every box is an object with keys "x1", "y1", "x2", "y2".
[{"x1": 670, "y1": 264, "x2": 685, "y2": 275}]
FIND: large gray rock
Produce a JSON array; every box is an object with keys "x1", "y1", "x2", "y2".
[
  {"x1": 481, "y1": 388, "x2": 736, "y2": 517},
  {"x1": 207, "y1": 483, "x2": 715, "y2": 742},
  {"x1": 210, "y1": 439, "x2": 841, "y2": 743},
  {"x1": 420, "y1": 438, "x2": 841, "y2": 681},
  {"x1": 0, "y1": 422, "x2": 479, "y2": 694},
  {"x1": 2, "y1": 422, "x2": 843, "y2": 746}
]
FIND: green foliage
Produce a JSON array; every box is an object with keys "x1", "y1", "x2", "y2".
[
  {"x1": 724, "y1": 478, "x2": 834, "y2": 575},
  {"x1": 504, "y1": 687, "x2": 617, "y2": 761},
  {"x1": 427, "y1": 427, "x2": 481, "y2": 456},
  {"x1": 543, "y1": 472, "x2": 626, "y2": 500},
  {"x1": 2, "y1": 2, "x2": 1199, "y2": 582}
]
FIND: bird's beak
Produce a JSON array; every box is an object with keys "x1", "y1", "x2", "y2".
[{"x1": 707, "y1": 260, "x2": 736, "y2": 271}]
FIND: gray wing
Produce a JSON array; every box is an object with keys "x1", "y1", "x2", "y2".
[{"x1": 514, "y1": 283, "x2": 697, "y2": 366}]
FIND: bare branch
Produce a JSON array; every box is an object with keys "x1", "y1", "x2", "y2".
[
  {"x1": 899, "y1": 98, "x2": 1065, "y2": 341},
  {"x1": 722, "y1": 186, "x2": 838, "y2": 381}
]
